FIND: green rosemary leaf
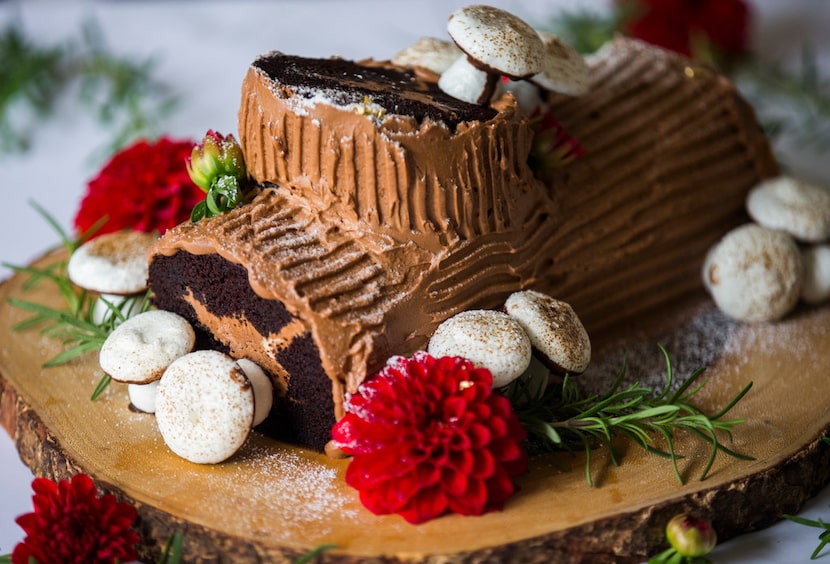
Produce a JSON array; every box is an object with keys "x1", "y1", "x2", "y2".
[
  {"x1": 582, "y1": 434, "x2": 593, "y2": 487},
  {"x1": 655, "y1": 344, "x2": 674, "y2": 401},
  {"x1": 157, "y1": 531, "x2": 184, "y2": 564},
  {"x1": 686, "y1": 428, "x2": 754, "y2": 462},
  {"x1": 90, "y1": 374, "x2": 112, "y2": 401},
  {"x1": 29, "y1": 199, "x2": 75, "y2": 251},
  {"x1": 669, "y1": 366, "x2": 706, "y2": 404},
  {"x1": 294, "y1": 544, "x2": 338, "y2": 564},
  {"x1": 45, "y1": 341, "x2": 106, "y2": 368},
  {"x1": 708, "y1": 381, "x2": 753, "y2": 421},
  {"x1": 657, "y1": 426, "x2": 682, "y2": 484},
  {"x1": 4, "y1": 263, "x2": 65, "y2": 285}
]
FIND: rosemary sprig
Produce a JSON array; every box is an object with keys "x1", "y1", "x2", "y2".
[
  {"x1": 784, "y1": 512, "x2": 830, "y2": 560},
  {"x1": 0, "y1": 25, "x2": 65, "y2": 152},
  {"x1": 784, "y1": 437, "x2": 830, "y2": 560},
  {"x1": 733, "y1": 45, "x2": 830, "y2": 149},
  {"x1": 504, "y1": 345, "x2": 753, "y2": 487},
  {"x1": 4, "y1": 203, "x2": 151, "y2": 399},
  {"x1": 0, "y1": 18, "x2": 177, "y2": 158}
]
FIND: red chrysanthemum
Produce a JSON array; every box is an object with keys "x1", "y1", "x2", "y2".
[
  {"x1": 618, "y1": 0, "x2": 750, "y2": 60},
  {"x1": 331, "y1": 352, "x2": 528, "y2": 524},
  {"x1": 74, "y1": 137, "x2": 203, "y2": 238},
  {"x1": 11, "y1": 474, "x2": 139, "y2": 564}
]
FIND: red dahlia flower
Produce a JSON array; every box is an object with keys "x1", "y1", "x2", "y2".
[
  {"x1": 618, "y1": 0, "x2": 750, "y2": 61},
  {"x1": 331, "y1": 352, "x2": 528, "y2": 524},
  {"x1": 12, "y1": 474, "x2": 139, "y2": 564},
  {"x1": 74, "y1": 137, "x2": 203, "y2": 238},
  {"x1": 528, "y1": 109, "x2": 586, "y2": 178}
]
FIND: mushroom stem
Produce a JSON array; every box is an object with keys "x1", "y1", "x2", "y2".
[{"x1": 478, "y1": 71, "x2": 500, "y2": 105}]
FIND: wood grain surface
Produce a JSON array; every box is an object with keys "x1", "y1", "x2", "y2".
[{"x1": 2, "y1": 254, "x2": 830, "y2": 563}]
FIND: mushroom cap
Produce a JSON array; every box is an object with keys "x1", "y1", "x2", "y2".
[
  {"x1": 703, "y1": 224, "x2": 803, "y2": 322},
  {"x1": 236, "y1": 359, "x2": 274, "y2": 427},
  {"x1": 392, "y1": 36, "x2": 462, "y2": 75},
  {"x1": 531, "y1": 32, "x2": 591, "y2": 96},
  {"x1": 801, "y1": 245, "x2": 830, "y2": 305},
  {"x1": 505, "y1": 290, "x2": 591, "y2": 374},
  {"x1": 447, "y1": 5, "x2": 544, "y2": 79},
  {"x1": 99, "y1": 310, "x2": 195, "y2": 384},
  {"x1": 746, "y1": 176, "x2": 830, "y2": 243},
  {"x1": 428, "y1": 309, "x2": 531, "y2": 388},
  {"x1": 67, "y1": 230, "x2": 157, "y2": 295},
  {"x1": 156, "y1": 350, "x2": 255, "y2": 464}
]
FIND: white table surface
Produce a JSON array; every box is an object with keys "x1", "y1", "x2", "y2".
[{"x1": 1, "y1": 1, "x2": 829, "y2": 561}]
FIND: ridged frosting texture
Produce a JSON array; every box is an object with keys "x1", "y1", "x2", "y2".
[{"x1": 238, "y1": 59, "x2": 540, "y2": 251}]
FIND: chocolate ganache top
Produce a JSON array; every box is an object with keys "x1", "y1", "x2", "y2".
[{"x1": 252, "y1": 52, "x2": 498, "y2": 128}]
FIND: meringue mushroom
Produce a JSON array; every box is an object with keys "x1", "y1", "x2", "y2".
[
  {"x1": 428, "y1": 309, "x2": 531, "y2": 388},
  {"x1": 128, "y1": 381, "x2": 160, "y2": 414},
  {"x1": 703, "y1": 224, "x2": 803, "y2": 322},
  {"x1": 502, "y1": 78, "x2": 545, "y2": 114},
  {"x1": 505, "y1": 290, "x2": 591, "y2": 374},
  {"x1": 531, "y1": 32, "x2": 590, "y2": 97},
  {"x1": 67, "y1": 230, "x2": 157, "y2": 324},
  {"x1": 801, "y1": 245, "x2": 830, "y2": 305},
  {"x1": 236, "y1": 358, "x2": 274, "y2": 427},
  {"x1": 99, "y1": 310, "x2": 196, "y2": 385},
  {"x1": 746, "y1": 176, "x2": 830, "y2": 243},
  {"x1": 391, "y1": 36, "x2": 462, "y2": 75},
  {"x1": 438, "y1": 5, "x2": 544, "y2": 104},
  {"x1": 156, "y1": 351, "x2": 256, "y2": 464}
]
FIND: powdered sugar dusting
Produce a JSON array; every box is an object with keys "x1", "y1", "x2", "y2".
[
  {"x1": 125, "y1": 437, "x2": 361, "y2": 543},
  {"x1": 581, "y1": 304, "x2": 741, "y2": 394},
  {"x1": 581, "y1": 301, "x2": 829, "y2": 399},
  {"x1": 261, "y1": 448, "x2": 353, "y2": 530},
  {"x1": 211, "y1": 442, "x2": 357, "y2": 538}
]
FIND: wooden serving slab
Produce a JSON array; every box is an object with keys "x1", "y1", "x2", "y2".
[{"x1": 2, "y1": 254, "x2": 830, "y2": 563}]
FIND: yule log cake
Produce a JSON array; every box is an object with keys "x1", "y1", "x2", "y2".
[{"x1": 148, "y1": 37, "x2": 776, "y2": 453}]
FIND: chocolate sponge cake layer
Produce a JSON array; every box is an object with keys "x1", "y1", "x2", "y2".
[
  {"x1": 149, "y1": 251, "x2": 336, "y2": 452},
  {"x1": 252, "y1": 53, "x2": 498, "y2": 129}
]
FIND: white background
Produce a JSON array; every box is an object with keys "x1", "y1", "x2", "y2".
[{"x1": 1, "y1": 1, "x2": 829, "y2": 561}]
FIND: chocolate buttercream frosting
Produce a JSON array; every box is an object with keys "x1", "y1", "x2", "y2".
[{"x1": 149, "y1": 38, "x2": 777, "y2": 442}]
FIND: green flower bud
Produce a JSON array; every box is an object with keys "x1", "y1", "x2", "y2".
[
  {"x1": 186, "y1": 130, "x2": 246, "y2": 193},
  {"x1": 665, "y1": 514, "x2": 717, "y2": 558},
  {"x1": 187, "y1": 130, "x2": 250, "y2": 222}
]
